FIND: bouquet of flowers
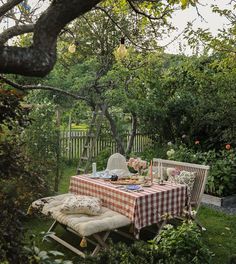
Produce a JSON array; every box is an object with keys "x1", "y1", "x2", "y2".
[{"x1": 127, "y1": 157, "x2": 147, "y2": 175}]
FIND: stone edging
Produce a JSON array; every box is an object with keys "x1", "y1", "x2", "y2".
[{"x1": 202, "y1": 194, "x2": 236, "y2": 208}]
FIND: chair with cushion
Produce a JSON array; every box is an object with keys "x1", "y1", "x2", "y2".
[
  {"x1": 28, "y1": 193, "x2": 131, "y2": 258},
  {"x1": 153, "y1": 158, "x2": 210, "y2": 228}
]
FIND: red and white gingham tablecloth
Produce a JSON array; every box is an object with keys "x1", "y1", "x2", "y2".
[{"x1": 69, "y1": 175, "x2": 187, "y2": 234}]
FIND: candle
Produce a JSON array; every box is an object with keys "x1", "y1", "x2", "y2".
[
  {"x1": 150, "y1": 160, "x2": 153, "y2": 183},
  {"x1": 160, "y1": 163, "x2": 163, "y2": 182},
  {"x1": 92, "y1": 162, "x2": 96, "y2": 176}
]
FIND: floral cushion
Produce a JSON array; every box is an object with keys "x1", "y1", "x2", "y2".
[
  {"x1": 60, "y1": 195, "x2": 102, "y2": 215},
  {"x1": 167, "y1": 169, "x2": 196, "y2": 193}
]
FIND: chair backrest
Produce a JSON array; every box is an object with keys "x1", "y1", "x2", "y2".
[
  {"x1": 106, "y1": 153, "x2": 130, "y2": 174},
  {"x1": 153, "y1": 158, "x2": 210, "y2": 211}
]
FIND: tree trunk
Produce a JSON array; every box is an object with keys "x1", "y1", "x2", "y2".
[
  {"x1": 125, "y1": 112, "x2": 137, "y2": 156},
  {"x1": 104, "y1": 107, "x2": 125, "y2": 155},
  {"x1": 54, "y1": 108, "x2": 61, "y2": 192}
]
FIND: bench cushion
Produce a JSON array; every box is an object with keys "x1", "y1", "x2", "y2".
[
  {"x1": 60, "y1": 195, "x2": 102, "y2": 215},
  {"x1": 31, "y1": 193, "x2": 131, "y2": 237}
]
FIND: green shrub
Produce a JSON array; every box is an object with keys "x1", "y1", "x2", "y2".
[
  {"x1": 23, "y1": 102, "x2": 62, "y2": 191},
  {"x1": 82, "y1": 240, "x2": 153, "y2": 264},
  {"x1": 229, "y1": 254, "x2": 236, "y2": 264},
  {"x1": 168, "y1": 144, "x2": 236, "y2": 196},
  {"x1": 23, "y1": 235, "x2": 73, "y2": 264},
  {"x1": 150, "y1": 222, "x2": 213, "y2": 264},
  {"x1": 82, "y1": 222, "x2": 212, "y2": 264},
  {"x1": 0, "y1": 186, "x2": 26, "y2": 263},
  {"x1": 95, "y1": 147, "x2": 112, "y2": 171},
  {"x1": 0, "y1": 90, "x2": 51, "y2": 263}
]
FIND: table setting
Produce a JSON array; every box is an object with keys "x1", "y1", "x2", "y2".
[{"x1": 87, "y1": 156, "x2": 158, "y2": 191}]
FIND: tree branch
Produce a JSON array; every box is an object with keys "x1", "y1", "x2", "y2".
[
  {"x1": 0, "y1": 24, "x2": 34, "y2": 45},
  {"x1": 104, "y1": 107, "x2": 125, "y2": 154},
  {"x1": 0, "y1": 0, "x2": 22, "y2": 17},
  {"x1": 0, "y1": 75, "x2": 87, "y2": 101},
  {"x1": 96, "y1": 6, "x2": 157, "y2": 51},
  {"x1": 127, "y1": 0, "x2": 172, "y2": 21},
  {"x1": 125, "y1": 112, "x2": 137, "y2": 156},
  {"x1": 0, "y1": 0, "x2": 101, "y2": 77}
]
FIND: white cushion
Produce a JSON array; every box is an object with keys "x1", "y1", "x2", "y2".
[
  {"x1": 31, "y1": 193, "x2": 131, "y2": 237},
  {"x1": 60, "y1": 195, "x2": 102, "y2": 215}
]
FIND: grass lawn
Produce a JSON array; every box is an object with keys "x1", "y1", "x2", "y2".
[
  {"x1": 23, "y1": 166, "x2": 236, "y2": 263},
  {"x1": 198, "y1": 207, "x2": 236, "y2": 263}
]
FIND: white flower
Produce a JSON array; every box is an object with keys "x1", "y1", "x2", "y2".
[
  {"x1": 164, "y1": 224, "x2": 173, "y2": 230},
  {"x1": 68, "y1": 43, "x2": 76, "y2": 53},
  {"x1": 167, "y1": 141, "x2": 172, "y2": 146},
  {"x1": 190, "y1": 210, "x2": 197, "y2": 217},
  {"x1": 167, "y1": 149, "x2": 175, "y2": 157}
]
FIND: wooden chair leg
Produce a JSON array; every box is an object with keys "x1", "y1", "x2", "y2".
[
  {"x1": 42, "y1": 220, "x2": 58, "y2": 242},
  {"x1": 93, "y1": 231, "x2": 110, "y2": 248},
  {"x1": 91, "y1": 231, "x2": 110, "y2": 256},
  {"x1": 47, "y1": 233, "x2": 86, "y2": 258},
  {"x1": 114, "y1": 228, "x2": 136, "y2": 240},
  {"x1": 47, "y1": 220, "x2": 58, "y2": 232},
  {"x1": 43, "y1": 221, "x2": 111, "y2": 258}
]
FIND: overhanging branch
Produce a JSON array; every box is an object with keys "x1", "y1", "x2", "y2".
[
  {"x1": 0, "y1": 0, "x2": 101, "y2": 76},
  {"x1": 0, "y1": 24, "x2": 34, "y2": 46},
  {"x1": 96, "y1": 6, "x2": 157, "y2": 51},
  {"x1": 127, "y1": 0, "x2": 172, "y2": 20},
  {"x1": 0, "y1": 75, "x2": 87, "y2": 101},
  {"x1": 0, "y1": 0, "x2": 22, "y2": 17}
]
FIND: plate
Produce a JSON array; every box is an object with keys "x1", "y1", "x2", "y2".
[
  {"x1": 88, "y1": 174, "x2": 100, "y2": 179},
  {"x1": 126, "y1": 185, "x2": 141, "y2": 191},
  {"x1": 102, "y1": 174, "x2": 112, "y2": 179},
  {"x1": 142, "y1": 183, "x2": 153, "y2": 187}
]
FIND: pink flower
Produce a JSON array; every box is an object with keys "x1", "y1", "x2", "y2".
[
  {"x1": 127, "y1": 157, "x2": 135, "y2": 167},
  {"x1": 128, "y1": 157, "x2": 147, "y2": 171},
  {"x1": 141, "y1": 161, "x2": 147, "y2": 169},
  {"x1": 225, "y1": 144, "x2": 231, "y2": 150},
  {"x1": 171, "y1": 168, "x2": 180, "y2": 176}
]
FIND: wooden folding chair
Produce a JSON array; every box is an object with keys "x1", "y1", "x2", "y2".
[
  {"x1": 153, "y1": 158, "x2": 210, "y2": 229},
  {"x1": 28, "y1": 194, "x2": 131, "y2": 258}
]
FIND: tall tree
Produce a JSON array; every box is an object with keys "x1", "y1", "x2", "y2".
[{"x1": 0, "y1": 0, "x2": 197, "y2": 77}]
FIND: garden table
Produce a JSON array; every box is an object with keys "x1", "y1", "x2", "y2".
[{"x1": 69, "y1": 175, "x2": 188, "y2": 237}]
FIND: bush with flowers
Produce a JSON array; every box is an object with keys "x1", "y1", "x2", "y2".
[{"x1": 166, "y1": 142, "x2": 236, "y2": 197}]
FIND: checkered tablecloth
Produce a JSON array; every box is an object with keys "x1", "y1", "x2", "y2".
[{"x1": 69, "y1": 175, "x2": 187, "y2": 234}]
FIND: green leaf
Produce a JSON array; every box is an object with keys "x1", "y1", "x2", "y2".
[{"x1": 180, "y1": 0, "x2": 188, "y2": 9}]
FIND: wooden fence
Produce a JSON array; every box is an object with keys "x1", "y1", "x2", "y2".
[{"x1": 60, "y1": 131, "x2": 153, "y2": 160}]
